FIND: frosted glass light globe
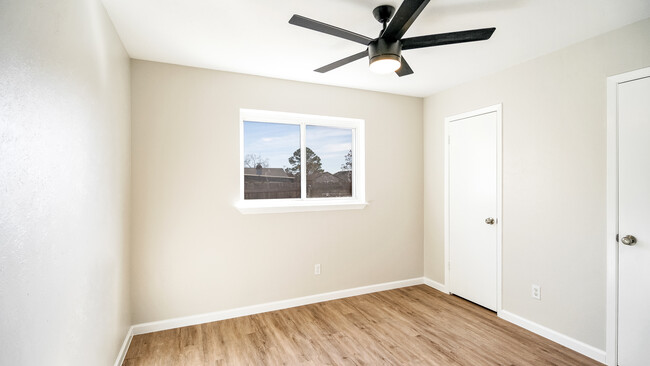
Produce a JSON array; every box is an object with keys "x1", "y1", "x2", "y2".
[{"x1": 369, "y1": 57, "x2": 401, "y2": 74}]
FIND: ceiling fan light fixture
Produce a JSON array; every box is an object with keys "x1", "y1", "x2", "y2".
[
  {"x1": 369, "y1": 55, "x2": 401, "y2": 74},
  {"x1": 368, "y1": 38, "x2": 402, "y2": 74}
]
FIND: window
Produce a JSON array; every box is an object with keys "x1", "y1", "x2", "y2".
[{"x1": 237, "y1": 109, "x2": 366, "y2": 214}]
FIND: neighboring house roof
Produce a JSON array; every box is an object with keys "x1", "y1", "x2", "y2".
[
  {"x1": 334, "y1": 170, "x2": 352, "y2": 182},
  {"x1": 310, "y1": 172, "x2": 343, "y2": 184},
  {"x1": 244, "y1": 168, "x2": 291, "y2": 178}
]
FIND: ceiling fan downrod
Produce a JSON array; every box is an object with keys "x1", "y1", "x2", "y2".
[{"x1": 372, "y1": 5, "x2": 395, "y2": 35}]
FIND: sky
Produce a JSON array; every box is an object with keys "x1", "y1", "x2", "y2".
[{"x1": 244, "y1": 121, "x2": 352, "y2": 173}]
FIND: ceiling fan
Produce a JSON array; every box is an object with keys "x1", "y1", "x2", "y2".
[{"x1": 289, "y1": 0, "x2": 496, "y2": 76}]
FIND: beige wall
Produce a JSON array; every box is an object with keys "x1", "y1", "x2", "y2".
[
  {"x1": 423, "y1": 18, "x2": 650, "y2": 350},
  {"x1": 130, "y1": 60, "x2": 423, "y2": 324},
  {"x1": 0, "y1": 0, "x2": 131, "y2": 365}
]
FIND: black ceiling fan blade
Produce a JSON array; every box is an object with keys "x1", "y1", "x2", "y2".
[
  {"x1": 289, "y1": 15, "x2": 373, "y2": 45},
  {"x1": 402, "y1": 28, "x2": 496, "y2": 50},
  {"x1": 314, "y1": 50, "x2": 369, "y2": 73},
  {"x1": 382, "y1": 0, "x2": 430, "y2": 41},
  {"x1": 396, "y1": 57, "x2": 414, "y2": 77}
]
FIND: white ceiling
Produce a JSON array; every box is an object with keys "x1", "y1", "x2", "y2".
[{"x1": 101, "y1": 0, "x2": 650, "y2": 97}]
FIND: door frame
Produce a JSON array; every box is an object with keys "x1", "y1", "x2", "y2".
[
  {"x1": 606, "y1": 66, "x2": 650, "y2": 366},
  {"x1": 444, "y1": 104, "x2": 503, "y2": 314}
]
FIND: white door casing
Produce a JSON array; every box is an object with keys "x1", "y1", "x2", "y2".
[
  {"x1": 618, "y1": 74, "x2": 650, "y2": 366},
  {"x1": 444, "y1": 105, "x2": 502, "y2": 312},
  {"x1": 606, "y1": 67, "x2": 650, "y2": 366}
]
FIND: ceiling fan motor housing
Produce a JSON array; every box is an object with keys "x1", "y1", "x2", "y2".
[{"x1": 368, "y1": 38, "x2": 402, "y2": 64}]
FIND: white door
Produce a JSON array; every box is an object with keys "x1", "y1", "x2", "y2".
[
  {"x1": 618, "y1": 75, "x2": 650, "y2": 365},
  {"x1": 448, "y1": 109, "x2": 499, "y2": 311}
]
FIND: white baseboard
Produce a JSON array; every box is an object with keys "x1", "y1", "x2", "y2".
[
  {"x1": 113, "y1": 326, "x2": 133, "y2": 366},
  {"x1": 423, "y1": 277, "x2": 448, "y2": 293},
  {"x1": 499, "y1": 310, "x2": 606, "y2": 363},
  {"x1": 131, "y1": 277, "x2": 424, "y2": 335}
]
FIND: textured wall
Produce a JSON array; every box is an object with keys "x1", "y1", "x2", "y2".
[
  {"x1": 0, "y1": 0, "x2": 131, "y2": 364},
  {"x1": 130, "y1": 60, "x2": 423, "y2": 324},
  {"x1": 423, "y1": 18, "x2": 650, "y2": 350}
]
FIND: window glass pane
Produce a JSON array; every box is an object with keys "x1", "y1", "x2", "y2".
[
  {"x1": 243, "y1": 121, "x2": 300, "y2": 199},
  {"x1": 305, "y1": 125, "x2": 353, "y2": 198}
]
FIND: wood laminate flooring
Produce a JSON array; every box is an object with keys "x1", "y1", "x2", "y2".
[{"x1": 123, "y1": 285, "x2": 602, "y2": 365}]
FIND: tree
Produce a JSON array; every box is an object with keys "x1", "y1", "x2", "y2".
[
  {"x1": 340, "y1": 150, "x2": 352, "y2": 171},
  {"x1": 244, "y1": 153, "x2": 269, "y2": 169},
  {"x1": 338, "y1": 149, "x2": 353, "y2": 182},
  {"x1": 287, "y1": 147, "x2": 323, "y2": 176}
]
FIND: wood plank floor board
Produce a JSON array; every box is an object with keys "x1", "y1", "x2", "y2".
[{"x1": 123, "y1": 285, "x2": 601, "y2": 365}]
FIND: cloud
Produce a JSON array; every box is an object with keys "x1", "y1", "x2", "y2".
[{"x1": 310, "y1": 143, "x2": 351, "y2": 155}]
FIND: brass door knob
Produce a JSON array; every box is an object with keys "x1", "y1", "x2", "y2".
[{"x1": 485, "y1": 217, "x2": 495, "y2": 225}]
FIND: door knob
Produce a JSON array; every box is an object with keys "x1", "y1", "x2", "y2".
[
  {"x1": 485, "y1": 217, "x2": 495, "y2": 225},
  {"x1": 621, "y1": 235, "x2": 637, "y2": 246}
]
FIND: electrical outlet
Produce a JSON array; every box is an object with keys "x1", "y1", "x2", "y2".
[
  {"x1": 531, "y1": 284, "x2": 541, "y2": 300},
  {"x1": 314, "y1": 264, "x2": 321, "y2": 275}
]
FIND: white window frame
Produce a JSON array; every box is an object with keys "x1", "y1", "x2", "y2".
[{"x1": 236, "y1": 109, "x2": 367, "y2": 214}]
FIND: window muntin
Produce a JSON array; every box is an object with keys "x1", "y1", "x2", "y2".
[{"x1": 238, "y1": 109, "x2": 365, "y2": 213}]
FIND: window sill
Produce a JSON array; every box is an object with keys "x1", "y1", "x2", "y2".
[{"x1": 235, "y1": 199, "x2": 368, "y2": 214}]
